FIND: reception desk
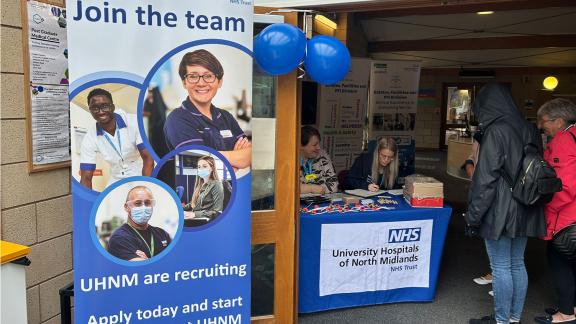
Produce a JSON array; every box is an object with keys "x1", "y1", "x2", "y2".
[
  {"x1": 298, "y1": 195, "x2": 452, "y2": 313},
  {"x1": 446, "y1": 136, "x2": 473, "y2": 180}
]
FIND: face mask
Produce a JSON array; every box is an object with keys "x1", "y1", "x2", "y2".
[
  {"x1": 197, "y1": 169, "x2": 210, "y2": 179},
  {"x1": 130, "y1": 206, "x2": 152, "y2": 225}
]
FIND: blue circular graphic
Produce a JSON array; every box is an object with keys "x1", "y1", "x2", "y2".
[
  {"x1": 89, "y1": 176, "x2": 184, "y2": 267},
  {"x1": 152, "y1": 144, "x2": 237, "y2": 232},
  {"x1": 137, "y1": 39, "x2": 253, "y2": 162}
]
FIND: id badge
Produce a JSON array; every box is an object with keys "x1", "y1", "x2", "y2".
[
  {"x1": 120, "y1": 162, "x2": 130, "y2": 176},
  {"x1": 220, "y1": 130, "x2": 233, "y2": 138},
  {"x1": 305, "y1": 173, "x2": 317, "y2": 182}
]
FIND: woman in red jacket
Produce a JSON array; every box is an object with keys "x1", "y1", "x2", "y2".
[{"x1": 535, "y1": 98, "x2": 576, "y2": 324}]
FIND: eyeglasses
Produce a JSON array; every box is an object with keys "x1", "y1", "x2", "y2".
[
  {"x1": 184, "y1": 73, "x2": 217, "y2": 84},
  {"x1": 540, "y1": 118, "x2": 556, "y2": 124},
  {"x1": 89, "y1": 103, "x2": 114, "y2": 113},
  {"x1": 127, "y1": 199, "x2": 156, "y2": 208}
]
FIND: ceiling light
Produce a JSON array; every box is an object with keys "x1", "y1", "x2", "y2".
[
  {"x1": 315, "y1": 14, "x2": 337, "y2": 30},
  {"x1": 477, "y1": 11, "x2": 494, "y2": 15},
  {"x1": 543, "y1": 76, "x2": 559, "y2": 91}
]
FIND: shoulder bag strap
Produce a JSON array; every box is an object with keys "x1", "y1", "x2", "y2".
[{"x1": 501, "y1": 127, "x2": 526, "y2": 189}]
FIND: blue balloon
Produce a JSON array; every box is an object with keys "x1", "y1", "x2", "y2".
[
  {"x1": 254, "y1": 23, "x2": 306, "y2": 75},
  {"x1": 304, "y1": 36, "x2": 351, "y2": 85}
]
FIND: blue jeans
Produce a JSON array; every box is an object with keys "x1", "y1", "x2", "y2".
[{"x1": 485, "y1": 236, "x2": 528, "y2": 324}]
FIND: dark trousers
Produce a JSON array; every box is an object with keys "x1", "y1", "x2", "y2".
[{"x1": 548, "y1": 242, "x2": 576, "y2": 315}]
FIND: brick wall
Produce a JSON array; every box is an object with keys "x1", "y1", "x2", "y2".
[{"x1": 1, "y1": 0, "x2": 73, "y2": 323}]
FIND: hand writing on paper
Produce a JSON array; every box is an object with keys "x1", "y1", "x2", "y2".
[{"x1": 368, "y1": 184, "x2": 380, "y2": 192}]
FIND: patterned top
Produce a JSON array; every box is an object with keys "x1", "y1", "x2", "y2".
[{"x1": 300, "y1": 149, "x2": 339, "y2": 193}]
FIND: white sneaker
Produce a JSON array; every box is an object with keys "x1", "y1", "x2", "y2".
[
  {"x1": 488, "y1": 290, "x2": 494, "y2": 297},
  {"x1": 473, "y1": 276, "x2": 493, "y2": 285}
]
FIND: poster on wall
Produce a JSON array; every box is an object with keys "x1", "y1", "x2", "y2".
[
  {"x1": 323, "y1": 129, "x2": 364, "y2": 172},
  {"x1": 369, "y1": 60, "x2": 420, "y2": 137},
  {"x1": 30, "y1": 84, "x2": 70, "y2": 164},
  {"x1": 317, "y1": 58, "x2": 371, "y2": 172},
  {"x1": 67, "y1": 0, "x2": 253, "y2": 323},
  {"x1": 22, "y1": 0, "x2": 70, "y2": 169},
  {"x1": 368, "y1": 60, "x2": 421, "y2": 181}
]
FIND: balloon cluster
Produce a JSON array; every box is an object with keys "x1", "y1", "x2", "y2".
[{"x1": 254, "y1": 23, "x2": 351, "y2": 85}]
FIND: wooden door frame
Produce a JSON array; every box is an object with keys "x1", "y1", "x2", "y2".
[{"x1": 251, "y1": 8, "x2": 300, "y2": 324}]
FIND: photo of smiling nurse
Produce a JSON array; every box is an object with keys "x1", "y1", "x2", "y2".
[
  {"x1": 162, "y1": 49, "x2": 252, "y2": 170},
  {"x1": 70, "y1": 85, "x2": 155, "y2": 192}
]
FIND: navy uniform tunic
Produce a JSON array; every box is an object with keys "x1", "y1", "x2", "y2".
[
  {"x1": 108, "y1": 223, "x2": 171, "y2": 260},
  {"x1": 163, "y1": 98, "x2": 245, "y2": 152}
]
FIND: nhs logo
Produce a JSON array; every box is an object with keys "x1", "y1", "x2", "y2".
[{"x1": 388, "y1": 227, "x2": 421, "y2": 243}]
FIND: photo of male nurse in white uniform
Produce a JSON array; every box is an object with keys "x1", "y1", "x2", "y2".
[{"x1": 80, "y1": 88, "x2": 154, "y2": 189}]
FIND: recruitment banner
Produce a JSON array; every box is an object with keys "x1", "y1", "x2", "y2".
[
  {"x1": 368, "y1": 60, "x2": 420, "y2": 181},
  {"x1": 319, "y1": 220, "x2": 433, "y2": 296},
  {"x1": 67, "y1": 0, "x2": 253, "y2": 323},
  {"x1": 317, "y1": 58, "x2": 371, "y2": 172}
]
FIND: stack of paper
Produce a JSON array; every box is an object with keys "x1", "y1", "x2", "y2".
[{"x1": 344, "y1": 189, "x2": 386, "y2": 198}]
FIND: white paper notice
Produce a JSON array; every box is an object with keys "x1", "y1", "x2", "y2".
[
  {"x1": 369, "y1": 60, "x2": 420, "y2": 138},
  {"x1": 27, "y1": 0, "x2": 69, "y2": 85},
  {"x1": 30, "y1": 85, "x2": 70, "y2": 164},
  {"x1": 319, "y1": 220, "x2": 433, "y2": 296}
]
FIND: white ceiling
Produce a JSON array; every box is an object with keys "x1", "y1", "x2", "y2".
[
  {"x1": 255, "y1": 1, "x2": 576, "y2": 68},
  {"x1": 362, "y1": 7, "x2": 576, "y2": 41},
  {"x1": 255, "y1": 0, "x2": 374, "y2": 7},
  {"x1": 362, "y1": 7, "x2": 576, "y2": 68}
]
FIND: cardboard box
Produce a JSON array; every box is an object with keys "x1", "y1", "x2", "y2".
[
  {"x1": 404, "y1": 195, "x2": 444, "y2": 208},
  {"x1": 403, "y1": 175, "x2": 444, "y2": 208}
]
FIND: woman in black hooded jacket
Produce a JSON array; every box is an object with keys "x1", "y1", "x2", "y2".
[{"x1": 466, "y1": 83, "x2": 545, "y2": 324}]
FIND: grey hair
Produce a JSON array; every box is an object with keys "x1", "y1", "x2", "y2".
[
  {"x1": 370, "y1": 137, "x2": 399, "y2": 190},
  {"x1": 537, "y1": 98, "x2": 576, "y2": 126}
]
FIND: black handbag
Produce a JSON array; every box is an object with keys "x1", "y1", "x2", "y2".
[{"x1": 551, "y1": 214, "x2": 576, "y2": 261}]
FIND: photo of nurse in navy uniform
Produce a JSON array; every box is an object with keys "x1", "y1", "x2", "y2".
[{"x1": 163, "y1": 49, "x2": 252, "y2": 170}]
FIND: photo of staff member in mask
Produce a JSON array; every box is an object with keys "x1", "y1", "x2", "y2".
[
  {"x1": 183, "y1": 155, "x2": 224, "y2": 222},
  {"x1": 79, "y1": 88, "x2": 154, "y2": 189},
  {"x1": 154, "y1": 149, "x2": 234, "y2": 228},
  {"x1": 107, "y1": 185, "x2": 172, "y2": 261},
  {"x1": 163, "y1": 49, "x2": 251, "y2": 169}
]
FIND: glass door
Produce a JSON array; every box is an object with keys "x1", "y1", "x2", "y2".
[{"x1": 251, "y1": 10, "x2": 299, "y2": 323}]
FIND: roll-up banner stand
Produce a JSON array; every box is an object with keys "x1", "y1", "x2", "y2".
[{"x1": 67, "y1": 0, "x2": 253, "y2": 323}]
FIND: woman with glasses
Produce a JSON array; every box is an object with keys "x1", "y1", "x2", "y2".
[
  {"x1": 299, "y1": 126, "x2": 338, "y2": 194},
  {"x1": 534, "y1": 98, "x2": 576, "y2": 324},
  {"x1": 183, "y1": 156, "x2": 224, "y2": 223},
  {"x1": 345, "y1": 137, "x2": 400, "y2": 191},
  {"x1": 163, "y1": 49, "x2": 251, "y2": 169},
  {"x1": 80, "y1": 88, "x2": 154, "y2": 189}
]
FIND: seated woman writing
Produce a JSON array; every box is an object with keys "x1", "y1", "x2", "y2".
[
  {"x1": 300, "y1": 126, "x2": 338, "y2": 194},
  {"x1": 345, "y1": 137, "x2": 400, "y2": 191},
  {"x1": 184, "y1": 156, "x2": 224, "y2": 221}
]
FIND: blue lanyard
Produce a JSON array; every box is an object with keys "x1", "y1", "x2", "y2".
[
  {"x1": 103, "y1": 124, "x2": 123, "y2": 162},
  {"x1": 301, "y1": 158, "x2": 313, "y2": 176}
]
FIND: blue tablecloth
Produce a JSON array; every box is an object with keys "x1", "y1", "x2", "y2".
[{"x1": 298, "y1": 195, "x2": 452, "y2": 313}]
